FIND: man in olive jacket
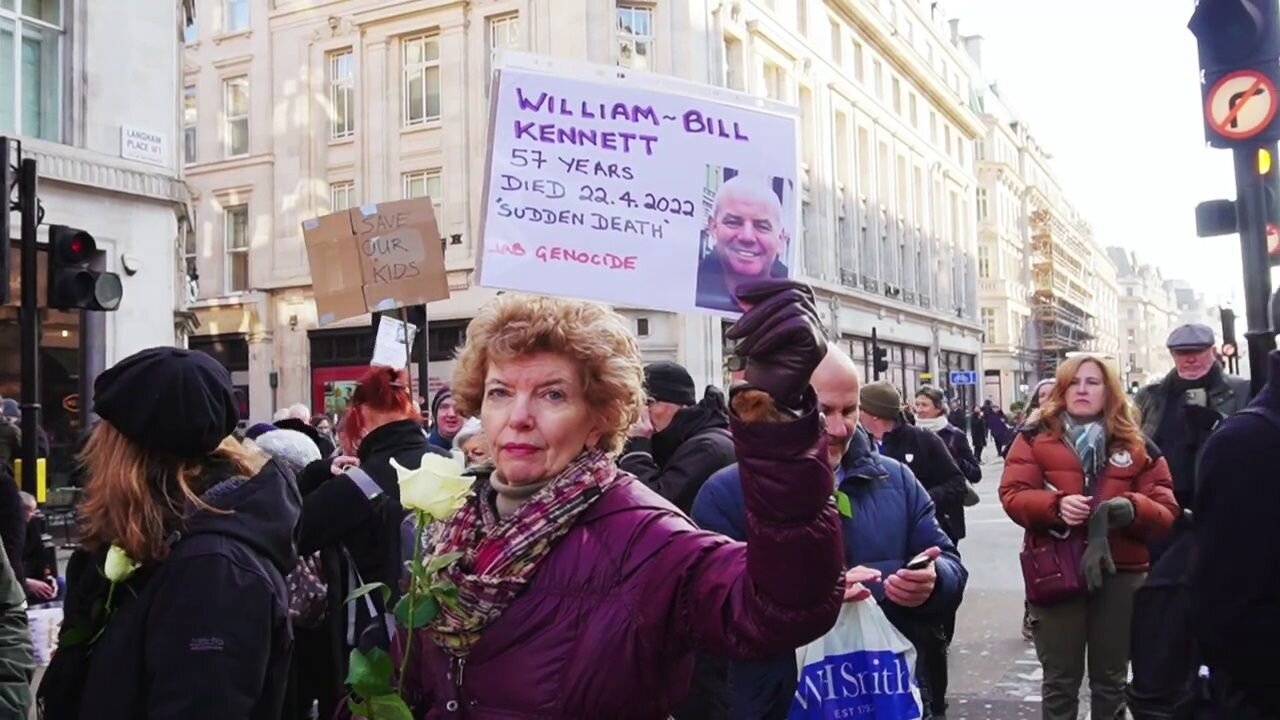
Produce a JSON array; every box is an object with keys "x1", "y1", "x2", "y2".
[{"x1": 0, "y1": 537, "x2": 34, "y2": 716}]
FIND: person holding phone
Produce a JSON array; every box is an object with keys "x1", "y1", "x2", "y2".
[
  {"x1": 1134, "y1": 324, "x2": 1248, "y2": 525},
  {"x1": 694, "y1": 345, "x2": 967, "y2": 719},
  {"x1": 1001, "y1": 355, "x2": 1178, "y2": 720}
]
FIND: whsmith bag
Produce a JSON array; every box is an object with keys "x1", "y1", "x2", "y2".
[{"x1": 788, "y1": 598, "x2": 924, "y2": 720}]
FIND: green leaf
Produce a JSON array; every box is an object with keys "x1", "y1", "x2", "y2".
[
  {"x1": 346, "y1": 697, "x2": 370, "y2": 718},
  {"x1": 364, "y1": 693, "x2": 414, "y2": 720},
  {"x1": 835, "y1": 490, "x2": 853, "y2": 519},
  {"x1": 347, "y1": 582, "x2": 390, "y2": 605},
  {"x1": 345, "y1": 647, "x2": 394, "y2": 699},
  {"x1": 393, "y1": 592, "x2": 439, "y2": 629},
  {"x1": 430, "y1": 578, "x2": 458, "y2": 600},
  {"x1": 422, "y1": 551, "x2": 464, "y2": 577}
]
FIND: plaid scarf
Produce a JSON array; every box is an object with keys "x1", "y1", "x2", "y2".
[{"x1": 428, "y1": 448, "x2": 619, "y2": 656}]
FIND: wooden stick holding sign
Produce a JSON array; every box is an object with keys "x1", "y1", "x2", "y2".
[{"x1": 400, "y1": 306, "x2": 414, "y2": 398}]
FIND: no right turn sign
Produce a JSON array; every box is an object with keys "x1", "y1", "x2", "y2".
[{"x1": 1206, "y1": 69, "x2": 1280, "y2": 142}]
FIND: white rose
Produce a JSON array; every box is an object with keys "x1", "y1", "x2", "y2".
[
  {"x1": 390, "y1": 453, "x2": 473, "y2": 521},
  {"x1": 104, "y1": 545, "x2": 139, "y2": 583}
]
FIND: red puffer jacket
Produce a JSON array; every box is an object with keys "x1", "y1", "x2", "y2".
[
  {"x1": 999, "y1": 428, "x2": 1179, "y2": 572},
  {"x1": 403, "y1": 392, "x2": 845, "y2": 719}
]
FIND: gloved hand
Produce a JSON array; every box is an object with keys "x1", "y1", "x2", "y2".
[
  {"x1": 1080, "y1": 497, "x2": 1134, "y2": 592},
  {"x1": 726, "y1": 280, "x2": 828, "y2": 412}
]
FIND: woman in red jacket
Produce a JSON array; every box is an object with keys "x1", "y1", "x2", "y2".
[
  {"x1": 999, "y1": 355, "x2": 1177, "y2": 720},
  {"x1": 399, "y1": 280, "x2": 844, "y2": 718}
]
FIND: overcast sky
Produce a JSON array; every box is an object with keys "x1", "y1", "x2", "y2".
[{"x1": 946, "y1": 0, "x2": 1246, "y2": 303}]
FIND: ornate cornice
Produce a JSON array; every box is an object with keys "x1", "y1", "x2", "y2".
[{"x1": 20, "y1": 139, "x2": 187, "y2": 205}]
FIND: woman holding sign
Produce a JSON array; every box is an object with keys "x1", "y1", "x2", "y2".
[{"x1": 395, "y1": 280, "x2": 844, "y2": 717}]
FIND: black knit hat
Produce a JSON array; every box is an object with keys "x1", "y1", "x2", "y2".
[
  {"x1": 431, "y1": 387, "x2": 454, "y2": 422},
  {"x1": 94, "y1": 347, "x2": 240, "y2": 459},
  {"x1": 644, "y1": 361, "x2": 697, "y2": 406}
]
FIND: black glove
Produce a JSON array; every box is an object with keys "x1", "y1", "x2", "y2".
[{"x1": 725, "y1": 280, "x2": 828, "y2": 412}]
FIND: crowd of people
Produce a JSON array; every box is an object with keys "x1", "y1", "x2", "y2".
[{"x1": 0, "y1": 281, "x2": 1272, "y2": 719}]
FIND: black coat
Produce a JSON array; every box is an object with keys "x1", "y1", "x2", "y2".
[
  {"x1": 879, "y1": 422, "x2": 969, "y2": 541},
  {"x1": 618, "y1": 390, "x2": 735, "y2": 515},
  {"x1": 48, "y1": 460, "x2": 300, "y2": 720},
  {"x1": 292, "y1": 419, "x2": 445, "y2": 720},
  {"x1": 1193, "y1": 351, "x2": 1280, "y2": 716},
  {"x1": 935, "y1": 424, "x2": 982, "y2": 485},
  {"x1": 0, "y1": 465, "x2": 24, "y2": 583}
]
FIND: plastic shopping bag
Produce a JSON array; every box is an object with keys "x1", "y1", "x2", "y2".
[{"x1": 788, "y1": 598, "x2": 923, "y2": 720}]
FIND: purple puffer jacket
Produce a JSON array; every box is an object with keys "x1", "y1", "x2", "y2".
[{"x1": 403, "y1": 394, "x2": 844, "y2": 719}]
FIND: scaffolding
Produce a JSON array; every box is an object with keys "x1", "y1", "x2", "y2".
[{"x1": 1028, "y1": 208, "x2": 1095, "y2": 377}]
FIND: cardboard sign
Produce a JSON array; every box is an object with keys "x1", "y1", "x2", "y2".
[
  {"x1": 302, "y1": 198, "x2": 450, "y2": 325},
  {"x1": 371, "y1": 315, "x2": 418, "y2": 369},
  {"x1": 477, "y1": 56, "x2": 799, "y2": 316}
]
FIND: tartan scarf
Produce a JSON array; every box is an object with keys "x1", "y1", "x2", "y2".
[
  {"x1": 428, "y1": 448, "x2": 618, "y2": 656},
  {"x1": 1063, "y1": 415, "x2": 1107, "y2": 495}
]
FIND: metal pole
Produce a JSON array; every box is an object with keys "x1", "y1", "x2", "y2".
[
  {"x1": 417, "y1": 304, "x2": 429, "y2": 405},
  {"x1": 19, "y1": 157, "x2": 40, "y2": 497},
  {"x1": 1, "y1": 139, "x2": 10, "y2": 307},
  {"x1": 872, "y1": 326, "x2": 881, "y2": 382},
  {"x1": 1232, "y1": 145, "x2": 1278, "y2": 396}
]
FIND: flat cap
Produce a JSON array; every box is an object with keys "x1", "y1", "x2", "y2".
[
  {"x1": 1166, "y1": 323, "x2": 1215, "y2": 350},
  {"x1": 94, "y1": 347, "x2": 240, "y2": 459}
]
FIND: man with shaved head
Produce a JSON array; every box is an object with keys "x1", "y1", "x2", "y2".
[
  {"x1": 692, "y1": 344, "x2": 967, "y2": 718},
  {"x1": 695, "y1": 175, "x2": 791, "y2": 312}
]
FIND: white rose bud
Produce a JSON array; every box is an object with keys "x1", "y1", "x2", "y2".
[
  {"x1": 104, "y1": 545, "x2": 139, "y2": 583},
  {"x1": 391, "y1": 453, "x2": 473, "y2": 521}
]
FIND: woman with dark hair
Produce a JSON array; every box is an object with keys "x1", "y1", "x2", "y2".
[
  {"x1": 913, "y1": 386, "x2": 982, "y2": 489},
  {"x1": 292, "y1": 366, "x2": 448, "y2": 719},
  {"x1": 1000, "y1": 356, "x2": 1177, "y2": 720},
  {"x1": 40, "y1": 348, "x2": 299, "y2": 720}
]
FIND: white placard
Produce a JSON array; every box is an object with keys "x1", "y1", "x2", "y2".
[
  {"x1": 371, "y1": 315, "x2": 418, "y2": 369},
  {"x1": 478, "y1": 58, "x2": 799, "y2": 316},
  {"x1": 120, "y1": 125, "x2": 167, "y2": 166}
]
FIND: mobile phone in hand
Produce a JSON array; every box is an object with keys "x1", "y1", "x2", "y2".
[{"x1": 904, "y1": 553, "x2": 934, "y2": 571}]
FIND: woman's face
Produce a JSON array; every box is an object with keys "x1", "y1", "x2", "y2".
[
  {"x1": 459, "y1": 435, "x2": 490, "y2": 466},
  {"x1": 912, "y1": 395, "x2": 943, "y2": 419},
  {"x1": 482, "y1": 352, "x2": 603, "y2": 486},
  {"x1": 315, "y1": 419, "x2": 333, "y2": 435},
  {"x1": 1036, "y1": 383, "x2": 1054, "y2": 405},
  {"x1": 1066, "y1": 362, "x2": 1107, "y2": 418}
]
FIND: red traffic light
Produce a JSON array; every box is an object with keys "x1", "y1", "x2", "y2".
[{"x1": 49, "y1": 226, "x2": 96, "y2": 263}]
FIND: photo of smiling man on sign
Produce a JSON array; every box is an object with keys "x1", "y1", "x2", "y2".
[{"x1": 695, "y1": 172, "x2": 793, "y2": 313}]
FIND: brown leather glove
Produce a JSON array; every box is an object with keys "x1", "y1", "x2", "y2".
[{"x1": 726, "y1": 280, "x2": 828, "y2": 413}]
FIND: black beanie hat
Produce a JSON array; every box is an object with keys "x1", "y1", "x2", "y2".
[
  {"x1": 431, "y1": 387, "x2": 454, "y2": 422},
  {"x1": 94, "y1": 347, "x2": 240, "y2": 459},
  {"x1": 644, "y1": 361, "x2": 697, "y2": 406}
]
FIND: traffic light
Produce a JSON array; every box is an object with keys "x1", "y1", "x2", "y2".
[
  {"x1": 873, "y1": 346, "x2": 889, "y2": 376},
  {"x1": 1220, "y1": 306, "x2": 1238, "y2": 346},
  {"x1": 46, "y1": 225, "x2": 122, "y2": 310},
  {"x1": 1190, "y1": 0, "x2": 1280, "y2": 71}
]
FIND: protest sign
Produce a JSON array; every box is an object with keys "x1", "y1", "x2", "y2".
[
  {"x1": 371, "y1": 315, "x2": 418, "y2": 369},
  {"x1": 477, "y1": 53, "x2": 799, "y2": 316},
  {"x1": 302, "y1": 198, "x2": 450, "y2": 326}
]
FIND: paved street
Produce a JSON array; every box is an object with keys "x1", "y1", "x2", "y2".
[{"x1": 946, "y1": 451, "x2": 1048, "y2": 720}]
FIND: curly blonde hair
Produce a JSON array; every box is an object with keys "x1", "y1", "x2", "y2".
[{"x1": 452, "y1": 294, "x2": 645, "y2": 455}]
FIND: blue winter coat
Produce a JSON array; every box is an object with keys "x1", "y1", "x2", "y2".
[{"x1": 692, "y1": 427, "x2": 967, "y2": 719}]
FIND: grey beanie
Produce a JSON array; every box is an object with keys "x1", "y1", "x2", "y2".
[{"x1": 252, "y1": 429, "x2": 321, "y2": 475}]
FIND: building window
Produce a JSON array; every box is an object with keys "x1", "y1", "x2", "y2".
[
  {"x1": 829, "y1": 20, "x2": 841, "y2": 66},
  {"x1": 796, "y1": 0, "x2": 808, "y2": 34},
  {"x1": 978, "y1": 245, "x2": 990, "y2": 279},
  {"x1": 976, "y1": 188, "x2": 988, "y2": 220},
  {"x1": 222, "y1": 0, "x2": 249, "y2": 33},
  {"x1": 403, "y1": 35, "x2": 441, "y2": 126},
  {"x1": 763, "y1": 62, "x2": 787, "y2": 102},
  {"x1": 929, "y1": 111, "x2": 937, "y2": 144},
  {"x1": 891, "y1": 76, "x2": 901, "y2": 114},
  {"x1": 224, "y1": 204, "x2": 250, "y2": 293},
  {"x1": 723, "y1": 35, "x2": 744, "y2": 90},
  {"x1": 223, "y1": 76, "x2": 249, "y2": 157},
  {"x1": 982, "y1": 307, "x2": 996, "y2": 340},
  {"x1": 852, "y1": 40, "x2": 864, "y2": 83},
  {"x1": 873, "y1": 60, "x2": 883, "y2": 100},
  {"x1": 330, "y1": 181, "x2": 354, "y2": 212},
  {"x1": 329, "y1": 50, "x2": 355, "y2": 138},
  {"x1": 184, "y1": 14, "x2": 197, "y2": 44},
  {"x1": 636, "y1": 317, "x2": 650, "y2": 337},
  {"x1": 403, "y1": 170, "x2": 443, "y2": 227},
  {"x1": 944, "y1": 124, "x2": 952, "y2": 155},
  {"x1": 616, "y1": 4, "x2": 653, "y2": 70},
  {"x1": 183, "y1": 84, "x2": 197, "y2": 165},
  {"x1": 183, "y1": 228, "x2": 198, "y2": 281},
  {"x1": 908, "y1": 92, "x2": 918, "y2": 128},
  {"x1": 0, "y1": 0, "x2": 62, "y2": 141},
  {"x1": 487, "y1": 14, "x2": 521, "y2": 91}
]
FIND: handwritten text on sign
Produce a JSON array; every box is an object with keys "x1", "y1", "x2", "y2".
[{"x1": 478, "y1": 63, "x2": 798, "y2": 314}]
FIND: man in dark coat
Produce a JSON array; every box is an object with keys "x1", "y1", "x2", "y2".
[
  {"x1": 1192, "y1": 349, "x2": 1280, "y2": 717},
  {"x1": 693, "y1": 347, "x2": 966, "y2": 719},
  {"x1": 970, "y1": 408, "x2": 987, "y2": 461},
  {"x1": 1135, "y1": 324, "x2": 1250, "y2": 515},
  {"x1": 618, "y1": 361, "x2": 736, "y2": 515}
]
